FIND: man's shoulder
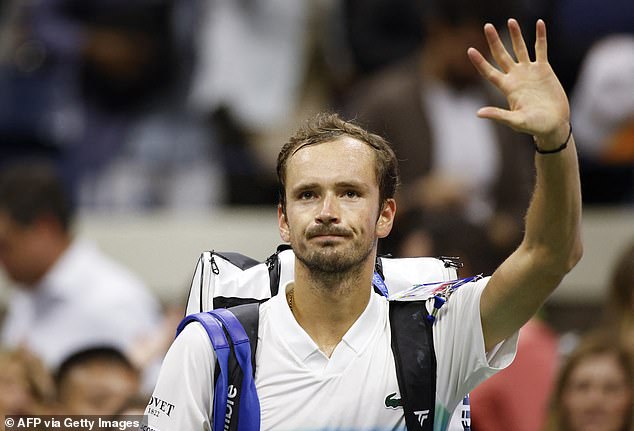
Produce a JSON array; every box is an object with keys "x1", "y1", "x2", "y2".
[{"x1": 173, "y1": 320, "x2": 217, "y2": 359}]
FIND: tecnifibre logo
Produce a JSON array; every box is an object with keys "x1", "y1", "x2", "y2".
[
  {"x1": 415, "y1": 410, "x2": 430, "y2": 427},
  {"x1": 224, "y1": 385, "x2": 238, "y2": 431}
]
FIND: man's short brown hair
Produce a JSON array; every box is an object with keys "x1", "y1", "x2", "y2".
[{"x1": 276, "y1": 113, "x2": 400, "y2": 211}]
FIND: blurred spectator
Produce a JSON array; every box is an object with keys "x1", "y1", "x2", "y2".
[
  {"x1": 186, "y1": 0, "x2": 341, "y2": 205},
  {"x1": 0, "y1": 0, "x2": 223, "y2": 211},
  {"x1": 344, "y1": 0, "x2": 534, "y2": 263},
  {"x1": 188, "y1": 0, "x2": 310, "y2": 135},
  {"x1": 602, "y1": 239, "x2": 634, "y2": 357},
  {"x1": 55, "y1": 346, "x2": 140, "y2": 415},
  {"x1": 543, "y1": 333, "x2": 633, "y2": 431},
  {"x1": 0, "y1": 348, "x2": 55, "y2": 416},
  {"x1": 470, "y1": 316, "x2": 560, "y2": 431},
  {"x1": 0, "y1": 161, "x2": 162, "y2": 369},
  {"x1": 571, "y1": 35, "x2": 634, "y2": 204},
  {"x1": 467, "y1": 222, "x2": 633, "y2": 431}
]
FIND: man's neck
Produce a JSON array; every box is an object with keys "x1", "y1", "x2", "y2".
[{"x1": 289, "y1": 258, "x2": 375, "y2": 358}]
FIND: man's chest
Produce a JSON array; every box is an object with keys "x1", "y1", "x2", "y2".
[{"x1": 254, "y1": 322, "x2": 406, "y2": 431}]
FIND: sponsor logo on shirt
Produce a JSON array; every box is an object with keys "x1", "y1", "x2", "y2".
[
  {"x1": 384, "y1": 392, "x2": 403, "y2": 409},
  {"x1": 146, "y1": 396, "x2": 176, "y2": 418}
]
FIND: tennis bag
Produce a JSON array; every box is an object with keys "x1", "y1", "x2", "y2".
[{"x1": 177, "y1": 245, "x2": 468, "y2": 431}]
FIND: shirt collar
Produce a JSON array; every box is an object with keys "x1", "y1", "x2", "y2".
[{"x1": 268, "y1": 281, "x2": 386, "y2": 366}]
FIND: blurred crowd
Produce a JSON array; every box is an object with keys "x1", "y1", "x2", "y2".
[
  {"x1": 0, "y1": 0, "x2": 632, "y2": 430},
  {"x1": 0, "y1": 0, "x2": 632, "y2": 212}
]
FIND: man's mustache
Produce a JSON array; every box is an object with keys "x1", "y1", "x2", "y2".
[{"x1": 306, "y1": 226, "x2": 352, "y2": 239}]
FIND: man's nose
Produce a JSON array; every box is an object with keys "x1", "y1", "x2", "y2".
[{"x1": 316, "y1": 193, "x2": 339, "y2": 224}]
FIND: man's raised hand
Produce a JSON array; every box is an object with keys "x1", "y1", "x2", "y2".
[{"x1": 467, "y1": 19, "x2": 570, "y2": 151}]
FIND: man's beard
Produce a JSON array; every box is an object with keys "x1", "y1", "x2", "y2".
[
  {"x1": 292, "y1": 227, "x2": 376, "y2": 276},
  {"x1": 296, "y1": 241, "x2": 374, "y2": 274}
]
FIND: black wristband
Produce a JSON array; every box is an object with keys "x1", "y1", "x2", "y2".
[{"x1": 535, "y1": 123, "x2": 572, "y2": 154}]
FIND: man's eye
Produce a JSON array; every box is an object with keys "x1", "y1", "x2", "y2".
[
  {"x1": 300, "y1": 191, "x2": 315, "y2": 200},
  {"x1": 344, "y1": 191, "x2": 359, "y2": 198}
]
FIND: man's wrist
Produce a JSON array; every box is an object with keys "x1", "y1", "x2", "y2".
[{"x1": 534, "y1": 122, "x2": 572, "y2": 154}]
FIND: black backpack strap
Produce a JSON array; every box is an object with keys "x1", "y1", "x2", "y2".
[
  {"x1": 229, "y1": 303, "x2": 260, "y2": 374},
  {"x1": 265, "y1": 244, "x2": 291, "y2": 297},
  {"x1": 389, "y1": 301, "x2": 436, "y2": 431}
]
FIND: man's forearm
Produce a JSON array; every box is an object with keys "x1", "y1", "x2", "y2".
[
  {"x1": 481, "y1": 126, "x2": 582, "y2": 351},
  {"x1": 522, "y1": 127, "x2": 583, "y2": 276}
]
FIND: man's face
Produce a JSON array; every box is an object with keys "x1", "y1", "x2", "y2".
[
  {"x1": 0, "y1": 212, "x2": 48, "y2": 285},
  {"x1": 278, "y1": 137, "x2": 395, "y2": 274}
]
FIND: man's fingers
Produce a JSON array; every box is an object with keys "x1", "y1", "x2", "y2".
[
  {"x1": 483, "y1": 23, "x2": 515, "y2": 71},
  {"x1": 467, "y1": 47, "x2": 503, "y2": 86},
  {"x1": 476, "y1": 107, "x2": 523, "y2": 130},
  {"x1": 508, "y1": 19, "x2": 530, "y2": 63},
  {"x1": 535, "y1": 19, "x2": 548, "y2": 62}
]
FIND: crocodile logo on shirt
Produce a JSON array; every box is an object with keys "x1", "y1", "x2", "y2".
[{"x1": 384, "y1": 392, "x2": 403, "y2": 409}]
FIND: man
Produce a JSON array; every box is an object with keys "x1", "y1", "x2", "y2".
[
  {"x1": 145, "y1": 19, "x2": 582, "y2": 430},
  {"x1": 0, "y1": 161, "x2": 162, "y2": 369}
]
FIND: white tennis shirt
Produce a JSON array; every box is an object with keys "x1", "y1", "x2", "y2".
[{"x1": 144, "y1": 277, "x2": 518, "y2": 431}]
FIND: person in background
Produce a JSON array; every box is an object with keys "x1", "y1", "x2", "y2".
[
  {"x1": 0, "y1": 348, "x2": 55, "y2": 416},
  {"x1": 543, "y1": 333, "x2": 632, "y2": 431},
  {"x1": 470, "y1": 315, "x2": 559, "y2": 431},
  {"x1": 344, "y1": 0, "x2": 534, "y2": 270},
  {"x1": 570, "y1": 35, "x2": 634, "y2": 204},
  {"x1": 0, "y1": 0, "x2": 223, "y2": 212},
  {"x1": 55, "y1": 346, "x2": 141, "y2": 415},
  {"x1": 0, "y1": 161, "x2": 162, "y2": 371},
  {"x1": 345, "y1": 0, "x2": 534, "y2": 272}
]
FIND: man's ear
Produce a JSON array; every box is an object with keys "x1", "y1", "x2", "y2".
[
  {"x1": 278, "y1": 204, "x2": 290, "y2": 243},
  {"x1": 376, "y1": 199, "x2": 396, "y2": 239}
]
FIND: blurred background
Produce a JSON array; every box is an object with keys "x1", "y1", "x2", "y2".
[{"x1": 0, "y1": 0, "x2": 632, "y2": 428}]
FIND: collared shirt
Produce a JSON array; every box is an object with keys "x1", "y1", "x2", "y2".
[
  {"x1": 145, "y1": 277, "x2": 518, "y2": 431},
  {"x1": 1, "y1": 239, "x2": 161, "y2": 369}
]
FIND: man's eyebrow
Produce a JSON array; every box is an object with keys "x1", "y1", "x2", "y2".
[
  {"x1": 334, "y1": 181, "x2": 367, "y2": 189},
  {"x1": 290, "y1": 182, "x2": 320, "y2": 193}
]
